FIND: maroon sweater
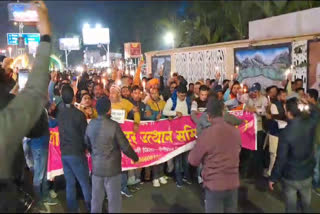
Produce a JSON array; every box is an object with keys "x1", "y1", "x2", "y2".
[{"x1": 188, "y1": 117, "x2": 241, "y2": 191}]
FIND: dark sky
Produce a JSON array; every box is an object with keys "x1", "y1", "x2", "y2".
[{"x1": 0, "y1": 0, "x2": 186, "y2": 66}]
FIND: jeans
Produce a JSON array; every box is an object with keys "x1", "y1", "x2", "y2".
[
  {"x1": 282, "y1": 177, "x2": 312, "y2": 213},
  {"x1": 167, "y1": 159, "x2": 174, "y2": 173},
  {"x1": 247, "y1": 131, "x2": 266, "y2": 178},
  {"x1": 61, "y1": 155, "x2": 92, "y2": 212},
  {"x1": 313, "y1": 146, "x2": 320, "y2": 188},
  {"x1": 23, "y1": 138, "x2": 33, "y2": 169},
  {"x1": 121, "y1": 172, "x2": 128, "y2": 193},
  {"x1": 91, "y1": 174, "x2": 121, "y2": 213},
  {"x1": 152, "y1": 164, "x2": 164, "y2": 180},
  {"x1": 197, "y1": 164, "x2": 203, "y2": 178},
  {"x1": 31, "y1": 147, "x2": 49, "y2": 201},
  {"x1": 174, "y1": 152, "x2": 191, "y2": 185},
  {"x1": 205, "y1": 188, "x2": 238, "y2": 213}
]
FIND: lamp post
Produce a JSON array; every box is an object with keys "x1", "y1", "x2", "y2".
[{"x1": 8, "y1": 47, "x2": 12, "y2": 58}]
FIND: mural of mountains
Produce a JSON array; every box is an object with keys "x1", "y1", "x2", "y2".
[
  {"x1": 237, "y1": 51, "x2": 289, "y2": 69},
  {"x1": 271, "y1": 51, "x2": 290, "y2": 65},
  {"x1": 234, "y1": 45, "x2": 291, "y2": 83}
]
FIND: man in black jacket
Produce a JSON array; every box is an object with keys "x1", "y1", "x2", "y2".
[
  {"x1": 269, "y1": 98, "x2": 318, "y2": 213},
  {"x1": 85, "y1": 97, "x2": 138, "y2": 213},
  {"x1": 57, "y1": 85, "x2": 91, "y2": 212}
]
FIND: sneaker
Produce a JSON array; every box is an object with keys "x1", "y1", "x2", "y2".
[
  {"x1": 49, "y1": 190, "x2": 57, "y2": 199},
  {"x1": 33, "y1": 202, "x2": 48, "y2": 213},
  {"x1": 127, "y1": 176, "x2": 136, "y2": 186},
  {"x1": 134, "y1": 178, "x2": 141, "y2": 185},
  {"x1": 313, "y1": 188, "x2": 320, "y2": 196},
  {"x1": 43, "y1": 197, "x2": 58, "y2": 206},
  {"x1": 183, "y1": 178, "x2": 192, "y2": 185},
  {"x1": 153, "y1": 179, "x2": 161, "y2": 187},
  {"x1": 121, "y1": 189, "x2": 133, "y2": 198},
  {"x1": 176, "y1": 183, "x2": 183, "y2": 188},
  {"x1": 198, "y1": 176, "x2": 203, "y2": 184},
  {"x1": 159, "y1": 177, "x2": 167, "y2": 185},
  {"x1": 163, "y1": 175, "x2": 169, "y2": 180},
  {"x1": 129, "y1": 186, "x2": 138, "y2": 193}
]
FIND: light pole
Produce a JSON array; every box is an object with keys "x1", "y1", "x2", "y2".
[
  {"x1": 65, "y1": 50, "x2": 70, "y2": 69},
  {"x1": 8, "y1": 47, "x2": 12, "y2": 57},
  {"x1": 164, "y1": 32, "x2": 175, "y2": 49}
]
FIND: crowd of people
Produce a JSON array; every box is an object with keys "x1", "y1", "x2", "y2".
[{"x1": 0, "y1": 1, "x2": 320, "y2": 213}]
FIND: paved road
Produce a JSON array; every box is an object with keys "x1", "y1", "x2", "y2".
[{"x1": 33, "y1": 175, "x2": 320, "y2": 213}]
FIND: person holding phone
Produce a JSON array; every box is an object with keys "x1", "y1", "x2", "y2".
[{"x1": 0, "y1": 1, "x2": 52, "y2": 212}]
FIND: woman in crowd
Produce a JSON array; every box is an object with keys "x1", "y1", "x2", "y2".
[{"x1": 76, "y1": 93, "x2": 98, "y2": 121}]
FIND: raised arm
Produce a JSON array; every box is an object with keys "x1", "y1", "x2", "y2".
[{"x1": 0, "y1": 1, "x2": 52, "y2": 145}]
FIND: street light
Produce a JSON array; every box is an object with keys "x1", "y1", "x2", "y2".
[
  {"x1": 83, "y1": 23, "x2": 90, "y2": 29},
  {"x1": 164, "y1": 32, "x2": 175, "y2": 48},
  {"x1": 76, "y1": 66, "x2": 84, "y2": 73}
]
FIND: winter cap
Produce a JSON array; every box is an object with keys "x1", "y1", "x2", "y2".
[{"x1": 250, "y1": 82, "x2": 261, "y2": 92}]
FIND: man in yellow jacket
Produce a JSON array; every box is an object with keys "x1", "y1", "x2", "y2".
[{"x1": 109, "y1": 84, "x2": 140, "y2": 197}]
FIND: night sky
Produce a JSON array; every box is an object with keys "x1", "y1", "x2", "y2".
[{"x1": 0, "y1": 0, "x2": 186, "y2": 66}]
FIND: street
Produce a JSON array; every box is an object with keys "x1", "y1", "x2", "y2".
[{"x1": 30, "y1": 175, "x2": 320, "y2": 213}]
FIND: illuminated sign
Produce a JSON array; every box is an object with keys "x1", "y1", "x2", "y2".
[
  {"x1": 59, "y1": 38, "x2": 80, "y2": 50},
  {"x1": 82, "y1": 27, "x2": 110, "y2": 45},
  {"x1": 7, "y1": 33, "x2": 40, "y2": 46}
]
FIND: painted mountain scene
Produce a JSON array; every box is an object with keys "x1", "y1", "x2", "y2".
[{"x1": 235, "y1": 45, "x2": 291, "y2": 89}]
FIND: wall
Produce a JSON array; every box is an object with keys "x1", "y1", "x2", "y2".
[
  {"x1": 145, "y1": 34, "x2": 317, "y2": 87},
  {"x1": 249, "y1": 7, "x2": 320, "y2": 41}
]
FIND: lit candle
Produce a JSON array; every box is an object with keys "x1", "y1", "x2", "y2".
[
  {"x1": 231, "y1": 74, "x2": 234, "y2": 80},
  {"x1": 116, "y1": 79, "x2": 121, "y2": 86},
  {"x1": 240, "y1": 83, "x2": 244, "y2": 89},
  {"x1": 267, "y1": 95, "x2": 271, "y2": 103},
  {"x1": 142, "y1": 81, "x2": 146, "y2": 92},
  {"x1": 102, "y1": 79, "x2": 106, "y2": 89},
  {"x1": 236, "y1": 66, "x2": 240, "y2": 74},
  {"x1": 304, "y1": 104, "x2": 309, "y2": 111},
  {"x1": 285, "y1": 69, "x2": 291, "y2": 78},
  {"x1": 107, "y1": 68, "x2": 112, "y2": 74}
]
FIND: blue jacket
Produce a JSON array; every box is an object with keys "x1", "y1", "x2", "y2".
[{"x1": 170, "y1": 90, "x2": 191, "y2": 114}]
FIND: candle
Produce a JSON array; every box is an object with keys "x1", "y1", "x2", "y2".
[
  {"x1": 102, "y1": 79, "x2": 106, "y2": 89},
  {"x1": 107, "y1": 68, "x2": 112, "y2": 74},
  {"x1": 240, "y1": 83, "x2": 243, "y2": 89},
  {"x1": 231, "y1": 74, "x2": 234, "y2": 80},
  {"x1": 285, "y1": 69, "x2": 291, "y2": 78},
  {"x1": 267, "y1": 95, "x2": 271, "y2": 104},
  {"x1": 142, "y1": 81, "x2": 146, "y2": 92},
  {"x1": 116, "y1": 79, "x2": 121, "y2": 86},
  {"x1": 236, "y1": 66, "x2": 239, "y2": 74}
]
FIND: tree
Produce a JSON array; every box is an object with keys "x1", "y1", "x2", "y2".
[{"x1": 154, "y1": 0, "x2": 320, "y2": 49}]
